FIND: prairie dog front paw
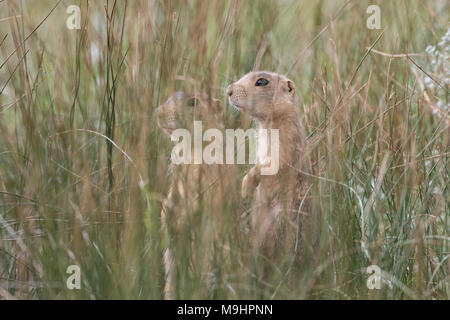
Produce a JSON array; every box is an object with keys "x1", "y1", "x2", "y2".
[
  {"x1": 241, "y1": 166, "x2": 261, "y2": 198},
  {"x1": 241, "y1": 174, "x2": 250, "y2": 198}
]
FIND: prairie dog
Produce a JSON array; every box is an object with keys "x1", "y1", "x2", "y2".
[
  {"x1": 155, "y1": 91, "x2": 223, "y2": 136},
  {"x1": 155, "y1": 91, "x2": 237, "y2": 299},
  {"x1": 226, "y1": 71, "x2": 311, "y2": 259}
]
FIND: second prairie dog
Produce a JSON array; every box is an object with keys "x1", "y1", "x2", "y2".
[
  {"x1": 155, "y1": 91, "x2": 238, "y2": 299},
  {"x1": 226, "y1": 71, "x2": 311, "y2": 258}
]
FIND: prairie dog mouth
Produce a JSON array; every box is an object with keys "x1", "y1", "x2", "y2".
[
  {"x1": 228, "y1": 97, "x2": 242, "y2": 112},
  {"x1": 157, "y1": 118, "x2": 178, "y2": 132}
]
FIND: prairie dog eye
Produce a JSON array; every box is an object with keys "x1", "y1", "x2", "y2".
[
  {"x1": 255, "y1": 78, "x2": 269, "y2": 87},
  {"x1": 187, "y1": 97, "x2": 199, "y2": 107}
]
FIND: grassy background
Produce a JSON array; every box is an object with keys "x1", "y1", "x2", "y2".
[{"x1": 0, "y1": 0, "x2": 448, "y2": 299}]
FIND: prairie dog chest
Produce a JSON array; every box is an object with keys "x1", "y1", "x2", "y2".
[{"x1": 256, "y1": 129, "x2": 271, "y2": 165}]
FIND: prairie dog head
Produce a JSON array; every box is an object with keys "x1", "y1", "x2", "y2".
[
  {"x1": 226, "y1": 71, "x2": 297, "y2": 120},
  {"x1": 155, "y1": 92, "x2": 222, "y2": 137}
]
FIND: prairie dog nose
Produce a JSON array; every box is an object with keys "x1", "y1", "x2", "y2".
[
  {"x1": 226, "y1": 85, "x2": 233, "y2": 97},
  {"x1": 155, "y1": 105, "x2": 163, "y2": 117}
]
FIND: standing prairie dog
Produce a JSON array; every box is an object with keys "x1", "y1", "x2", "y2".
[
  {"x1": 226, "y1": 71, "x2": 311, "y2": 259},
  {"x1": 155, "y1": 91, "x2": 238, "y2": 299},
  {"x1": 155, "y1": 91, "x2": 231, "y2": 216}
]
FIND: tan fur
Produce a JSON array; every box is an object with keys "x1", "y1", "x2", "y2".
[
  {"x1": 226, "y1": 71, "x2": 311, "y2": 259},
  {"x1": 155, "y1": 92, "x2": 237, "y2": 299}
]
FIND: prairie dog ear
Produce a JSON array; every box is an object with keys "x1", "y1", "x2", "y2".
[
  {"x1": 281, "y1": 79, "x2": 295, "y2": 95},
  {"x1": 211, "y1": 98, "x2": 223, "y2": 114}
]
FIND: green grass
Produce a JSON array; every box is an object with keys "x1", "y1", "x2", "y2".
[{"x1": 0, "y1": 0, "x2": 448, "y2": 299}]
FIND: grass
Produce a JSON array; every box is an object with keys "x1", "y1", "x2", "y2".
[{"x1": 0, "y1": 0, "x2": 448, "y2": 299}]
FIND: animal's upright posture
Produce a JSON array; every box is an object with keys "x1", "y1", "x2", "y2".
[
  {"x1": 155, "y1": 91, "x2": 238, "y2": 299},
  {"x1": 226, "y1": 71, "x2": 311, "y2": 259}
]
